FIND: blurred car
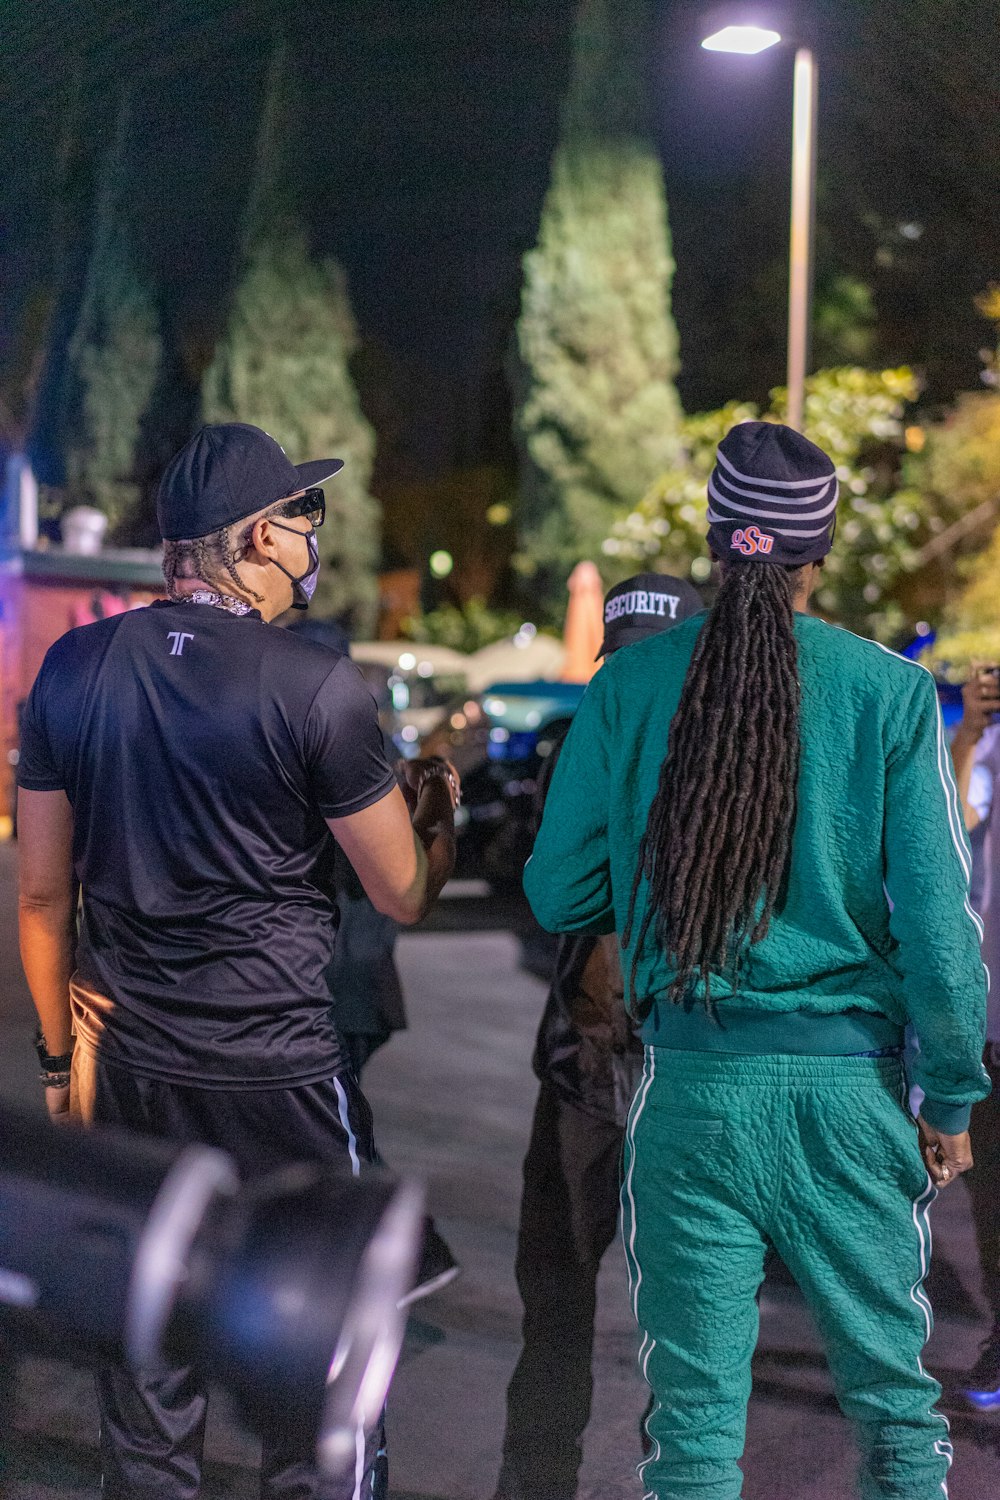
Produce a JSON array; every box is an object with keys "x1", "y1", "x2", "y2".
[
  {"x1": 422, "y1": 679, "x2": 585, "y2": 891},
  {"x1": 464, "y1": 629, "x2": 565, "y2": 692},
  {"x1": 350, "y1": 642, "x2": 470, "y2": 757}
]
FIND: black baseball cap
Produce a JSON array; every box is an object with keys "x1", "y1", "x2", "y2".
[
  {"x1": 597, "y1": 573, "x2": 703, "y2": 658},
  {"x1": 157, "y1": 423, "x2": 344, "y2": 541}
]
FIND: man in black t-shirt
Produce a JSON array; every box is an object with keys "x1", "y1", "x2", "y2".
[{"x1": 17, "y1": 423, "x2": 459, "y2": 1500}]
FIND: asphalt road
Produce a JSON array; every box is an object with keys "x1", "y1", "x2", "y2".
[{"x1": 1, "y1": 849, "x2": 998, "y2": 1498}]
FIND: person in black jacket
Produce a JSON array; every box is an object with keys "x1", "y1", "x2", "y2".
[{"x1": 494, "y1": 573, "x2": 701, "y2": 1500}]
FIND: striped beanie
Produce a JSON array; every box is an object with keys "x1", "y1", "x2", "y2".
[{"x1": 707, "y1": 421, "x2": 838, "y2": 568}]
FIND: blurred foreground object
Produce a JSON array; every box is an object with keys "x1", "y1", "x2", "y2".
[{"x1": 0, "y1": 1104, "x2": 421, "y2": 1477}]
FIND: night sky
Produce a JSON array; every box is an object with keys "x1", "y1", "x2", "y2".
[{"x1": 3, "y1": 0, "x2": 998, "y2": 488}]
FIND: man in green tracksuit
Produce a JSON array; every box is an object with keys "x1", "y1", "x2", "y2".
[{"x1": 524, "y1": 421, "x2": 990, "y2": 1499}]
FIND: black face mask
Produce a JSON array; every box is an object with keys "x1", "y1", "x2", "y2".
[{"x1": 270, "y1": 524, "x2": 320, "y2": 610}]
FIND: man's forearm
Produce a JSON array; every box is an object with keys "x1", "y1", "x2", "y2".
[
  {"x1": 418, "y1": 825, "x2": 456, "y2": 913},
  {"x1": 19, "y1": 899, "x2": 76, "y2": 1054},
  {"x1": 408, "y1": 779, "x2": 456, "y2": 920}
]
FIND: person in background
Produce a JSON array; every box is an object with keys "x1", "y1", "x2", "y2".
[
  {"x1": 16, "y1": 423, "x2": 459, "y2": 1500},
  {"x1": 327, "y1": 839, "x2": 408, "y2": 1076},
  {"x1": 287, "y1": 615, "x2": 411, "y2": 1077},
  {"x1": 495, "y1": 573, "x2": 702, "y2": 1500},
  {"x1": 949, "y1": 665, "x2": 1000, "y2": 1407},
  {"x1": 525, "y1": 421, "x2": 989, "y2": 1500},
  {"x1": 288, "y1": 614, "x2": 460, "y2": 1302},
  {"x1": 327, "y1": 768, "x2": 460, "y2": 1305}
]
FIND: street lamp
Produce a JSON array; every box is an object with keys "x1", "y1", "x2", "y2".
[{"x1": 701, "y1": 18, "x2": 818, "y2": 432}]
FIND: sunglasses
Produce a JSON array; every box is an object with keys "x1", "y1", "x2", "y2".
[{"x1": 275, "y1": 488, "x2": 326, "y2": 530}]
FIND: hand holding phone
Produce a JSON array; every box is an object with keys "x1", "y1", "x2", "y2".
[{"x1": 962, "y1": 665, "x2": 1000, "y2": 735}]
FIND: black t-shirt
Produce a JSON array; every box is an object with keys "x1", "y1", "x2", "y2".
[{"x1": 18, "y1": 600, "x2": 396, "y2": 1087}]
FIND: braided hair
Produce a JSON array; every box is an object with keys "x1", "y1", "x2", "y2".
[
  {"x1": 622, "y1": 560, "x2": 803, "y2": 1013},
  {"x1": 161, "y1": 510, "x2": 286, "y2": 604}
]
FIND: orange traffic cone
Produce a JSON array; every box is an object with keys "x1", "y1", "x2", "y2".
[{"x1": 560, "y1": 561, "x2": 604, "y2": 683}]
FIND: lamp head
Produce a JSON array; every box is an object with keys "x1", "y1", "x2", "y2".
[
  {"x1": 699, "y1": 5, "x2": 811, "y2": 54},
  {"x1": 701, "y1": 23, "x2": 781, "y2": 53}
]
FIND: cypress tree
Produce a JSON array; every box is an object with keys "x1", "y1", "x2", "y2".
[
  {"x1": 63, "y1": 98, "x2": 162, "y2": 533},
  {"x1": 202, "y1": 39, "x2": 379, "y2": 631},
  {"x1": 514, "y1": 0, "x2": 683, "y2": 591}
]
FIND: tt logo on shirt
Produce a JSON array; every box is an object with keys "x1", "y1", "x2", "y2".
[
  {"x1": 167, "y1": 632, "x2": 194, "y2": 657},
  {"x1": 730, "y1": 526, "x2": 775, "y2": 557}
]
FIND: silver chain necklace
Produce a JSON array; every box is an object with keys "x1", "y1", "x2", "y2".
[{"x1": 174, "y1": 589, "x2": 256, "y2": 617}]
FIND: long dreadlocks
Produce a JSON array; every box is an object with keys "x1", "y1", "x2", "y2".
[{"x1": 623, "y1": 560, "x2": 803, "y2": 1013}]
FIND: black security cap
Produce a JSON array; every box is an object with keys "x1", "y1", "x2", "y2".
[
  {"x1": 157, "y1": 423, "x2": 344, "y2": 541},
  {"x1": 597, "y1": 573, "x2": 703, "y2": 658}
]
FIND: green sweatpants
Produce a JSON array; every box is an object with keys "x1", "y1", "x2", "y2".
[{"x1": 621, "y1": 1048, "x2": 953, "y2": 1500}]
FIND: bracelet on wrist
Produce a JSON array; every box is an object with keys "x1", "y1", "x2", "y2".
[
  {"x1": 419, "y1": 767, "x2": 461, "y2": 808},
  {"x1": 34, "y1": 1026, "x2": 75, "y2": 1074},
  {"x1": 40, "y1": 1070, "x2": 71, "y2": 1090}
]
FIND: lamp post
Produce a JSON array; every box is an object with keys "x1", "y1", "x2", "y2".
[{"x1": 701, "y1": 22, "x2": 818, "y2": 432}]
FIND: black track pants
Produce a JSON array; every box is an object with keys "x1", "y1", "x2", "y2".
[
  {"x1": 967, "y1": 1044, "x2": 1000, "y2": 1317},
  {"x1": 496, "y1": 1081, "x2": 624, "y2": 1500},
  {"x1": 73, "y1": 1049, "x2": 386, "y2": 1500}
]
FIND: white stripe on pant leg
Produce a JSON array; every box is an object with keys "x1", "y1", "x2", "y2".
[
  {"x1": 334, "y1": 1076, "x2": 361, "y2": 1178},
  {"x1": 909, "y1": 1172, "x2": 953, "y2": 1496},
  {"x1": 917, "y1": 1180, "x2": 953, "y2": 1462},
  {"x1": 910, "y1": 1178, "x2": 936, "y2": 1336},
  {"x1": 622, "y1": 1046, "x2": 656, "y2": 1320},
  {"x1": 619, "y1": 1047, "x2": 663, "y2": 1492},
  {"x1": 633, "y1": 1328, "x2": 664, "y2": 1486},
  {"x1": 336, "y1": 1080, "x2": 369, "y2": 1500},
  {"x1": 637, "y1": 1340, "x2": 663, "y2": 1489},
  {"x1": 371, "y1": 1436, "x2": 387, "y2": 1498},
  {"x1": 353, "y1": 1419, "x2": 366, "y2": 1500},
  {"x1": 336, "y1": 1079, "x2": 369, "y2": 1498}
]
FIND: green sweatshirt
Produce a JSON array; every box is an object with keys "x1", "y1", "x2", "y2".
[{"x1": 524, "y1": 612, "x2": 990, "y2": 1133}]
